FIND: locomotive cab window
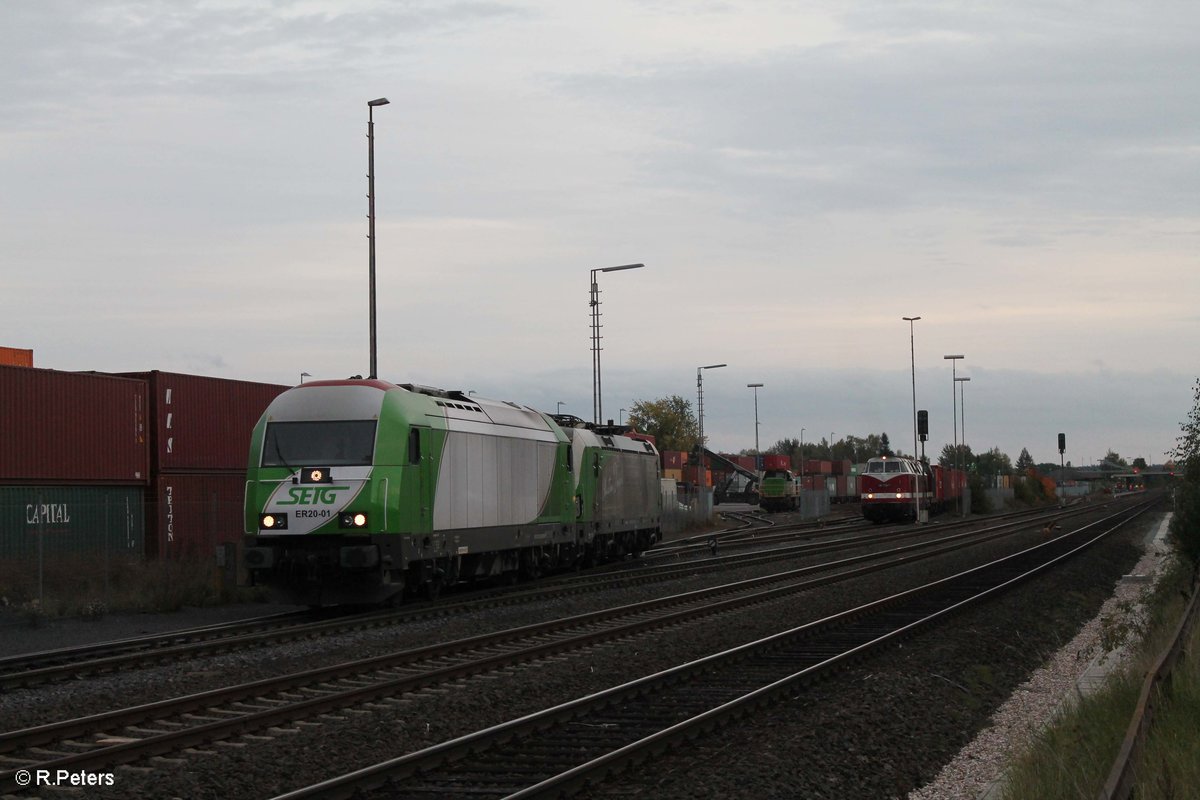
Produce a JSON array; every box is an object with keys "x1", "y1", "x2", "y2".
[
  {"x1": 885, "y1": 461, "x2": 901, "y2": 473},
  {"x1": 262, "y1": 420, "x2": 377, "y2": 467}
]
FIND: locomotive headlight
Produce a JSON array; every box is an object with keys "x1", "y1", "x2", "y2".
[
  {"x1": 339, "y1": 511, "x2": 369, "y2": 529},
  {"x1": 260, "y1": 513, "x2": 288, "y2": 530}
]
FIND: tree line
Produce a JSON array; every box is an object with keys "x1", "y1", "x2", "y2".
[{"x1": 626, "y1": 394, "x2": 1142, "y2": 478}]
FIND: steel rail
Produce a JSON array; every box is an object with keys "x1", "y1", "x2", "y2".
[
  {"x1": 0, "y1": 502, "x2": 1135, "y2": 790},
  {"x1": 266, "y1": 503, "x2": 1154, "y2": 799}
]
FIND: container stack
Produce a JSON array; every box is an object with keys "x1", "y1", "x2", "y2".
[
  {"x1": 116, "y1": 371, "x2": 289, "y2": 559},
  {"x1": 0, "y1": 366, "x2": 149, "y2": 561}
]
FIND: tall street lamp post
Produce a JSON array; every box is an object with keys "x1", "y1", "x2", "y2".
[
  {"x1": 556, "y1": 401, "x2": 564, "y2": 415},
  {"x1": 800, "y1": 427, "x2": 805, "y2": 485},
  {"x1": 746, "y1": 383, "x2": 763, "y2": 459},
  {"x1": 956, "y1": 376, "x2": 971, "y2": 515},
  {"x1": 696, "y1": 363, "x2": 726, "y2": 512},
  {"x1": 903, "y1": 317, "x2": 921, "y2": 521},
  {"x1": 944, "y1": 354, "x2": 965, "y2": 514},
  {"x1": 620, "y1": 408, "x2": 627, "y2": 425},
  {"x1": 590, "y1": 263, "x2": 645, "y2": 424},
  {"x1": 366, "y1": 97, "x2": 390, "y2": 380}
]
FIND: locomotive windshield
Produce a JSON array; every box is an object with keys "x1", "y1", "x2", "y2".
[{"x1": 261, "y1": 420, "x2": 378, "y2": 467}]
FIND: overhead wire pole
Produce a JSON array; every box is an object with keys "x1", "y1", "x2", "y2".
[
  {"x1": 956, "y1": 376, "x2": 971, "y2": 515},
  {"x1": 590, "y1": 263, "x2": 644, "y2": 424},
  {"x1": 747, "y1": 383, "x2": 763, "y2": 458},
  {"x1": 696, "y1": 363, "x2": 726, "y2": 517},
  {"x1": 903, "y1": 317, "x2": 921, "y2": 522}
]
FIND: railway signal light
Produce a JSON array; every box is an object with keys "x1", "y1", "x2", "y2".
[
  {"x1": 917, "y1": 410, "x2": 928, "y2": 440},
  {"x1": 1058, "y1": 433, "x2": 1066, "y2": 454}
]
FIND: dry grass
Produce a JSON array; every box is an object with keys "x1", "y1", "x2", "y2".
[
  {"x1": 999, "y1": 557, "x2": 1199, "y2": 799},
  {"x1": 0, "y1": 554, "x2": 267, "y2": 622}
]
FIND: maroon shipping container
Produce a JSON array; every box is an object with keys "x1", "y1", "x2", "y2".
[
  {"x1": 0, "y1": 365, "x2": 149, "y2": 484},
  {"x1": 148, "y1": 472, "x2": 247, "y2": 559},
  {"x1": 116, "y1": 371, "x2": 289, "y2": 472},
  {"x1": 800, "y1": 459, "x2": 833, "y2": 475},
  {"x1": 830, "y1": 460, "x2": 852, "y2": 476},
  {"x1": 763, "y1": 454, "x2": 790, "y2": 470}
]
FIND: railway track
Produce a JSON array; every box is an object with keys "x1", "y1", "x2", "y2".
[
  {"x1": 269, "y1": 500, "x2": 1155, "y2": 799},
  {"x1": 0, "y1": 504, "x2": 1102, "y2": 690},
  {"x1": 0, "y1": 500, "x2": 1141, "y2": 794}
]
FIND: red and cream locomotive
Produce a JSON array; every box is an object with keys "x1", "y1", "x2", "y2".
[{"x1": 860, "y1": 455, "x2": 965, "y2": 523}]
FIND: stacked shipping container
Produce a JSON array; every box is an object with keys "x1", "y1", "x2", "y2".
[
  {"x1": 0, "y1": 365, "x2": 289, "y2": 562},
  {"x1": 0, "y1": 366, "x2": 149, "y2": 559},
  {"x1": 116, "y1": 371, "x2": 290, "y2": 559},
  {"x1": 0, "y1": 347, "x2": 33, "y2": 367}
]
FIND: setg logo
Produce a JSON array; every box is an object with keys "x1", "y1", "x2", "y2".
[{"x1": 277, "y1": 486, "x2": 351, "y2": 506}]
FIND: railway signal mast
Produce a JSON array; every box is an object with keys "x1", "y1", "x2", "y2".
[{"x1": 1058, "y1": 432, "x2": 1067, "y2": 506}]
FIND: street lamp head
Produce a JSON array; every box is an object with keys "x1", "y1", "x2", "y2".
[
  {"x1": 700, "y1": 363, "x2": 727, "y2": 371},
  {"x1": 944, "y1": 354, "x2": 964, "y2": 360},
  {"x1": 902, "y1": 316, "x2": 921, "y2": 322},
  {"x1": 955, "y1": 376, "x2": 971, "y2": 382},
  {"x1": 747, "y1": 382, "x2": 763, "y2": 388},
  {"x1": 368, "y1": 97, "x2": 391, "y2": 107},
  {"x1": 600, "y1": 263, "x2": 644, "y2": 273}
]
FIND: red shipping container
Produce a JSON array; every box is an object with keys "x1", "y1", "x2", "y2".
[
  {"x1": 626, "y1": 431, "x2": 657, "y2": 447},
  {"x1": 763, "y1": 454, "x2": 790, "y2": 470},
  {"x1": 148, "y1": 472, "x2": 247, "y2": 559},
  {"x1": 661, "y1": 451, "x2": 686, "y2": 470},
  {"x1": 0, "y1": 347, "x2": 33, "y2": 367},
  {"x1": 116, "y1": 371, "x2": 289, "y2": 472},
  {"x1": 0, "y1": 365, "x2": 149, "y2": 484},
  {"x1": 831, "y1": 460, "x2": 852, "y2": 475}
]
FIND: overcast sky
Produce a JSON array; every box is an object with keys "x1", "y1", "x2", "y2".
[{"x1": 3, "y1": 1, "x2": 1197, "y2": 466}]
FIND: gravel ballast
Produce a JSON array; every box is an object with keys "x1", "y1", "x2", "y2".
[{"x1": 2, "y1": 505, "x2": 1159, "y2": 799}]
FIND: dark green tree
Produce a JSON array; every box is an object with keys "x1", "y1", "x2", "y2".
[
  {"x1": 1101, "y1": 450, "x2": 1128, "y2": 469},
  {"x1": 880, "y1": 433, "x2": 893, "y2": 457},
  {"x1": 766, "y1": 438, "x2": 800, "y2": 458},
  {"x1": 1169, "y1": 378, "x2": 1200, "y2": 567},
  {"x1": 627, "y1": 395, "x2": 698, "y2": 453},
  {"x1": 1015, "y1": 447, "x2": 1035, "y2": 472},
  {"x1": 938, "y1": 443, "x2": 975, "y2": 470},
  {"x1": 975, "y1": 447, "x2": 1013, "y2": 478},
  {"x1": 1132, "y1": 457, "x2": 1148, "y2": 471}
]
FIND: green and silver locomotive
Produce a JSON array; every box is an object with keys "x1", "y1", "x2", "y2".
[{"x1": 243, "y1": 379, "x2": 661, "y2": 605}]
